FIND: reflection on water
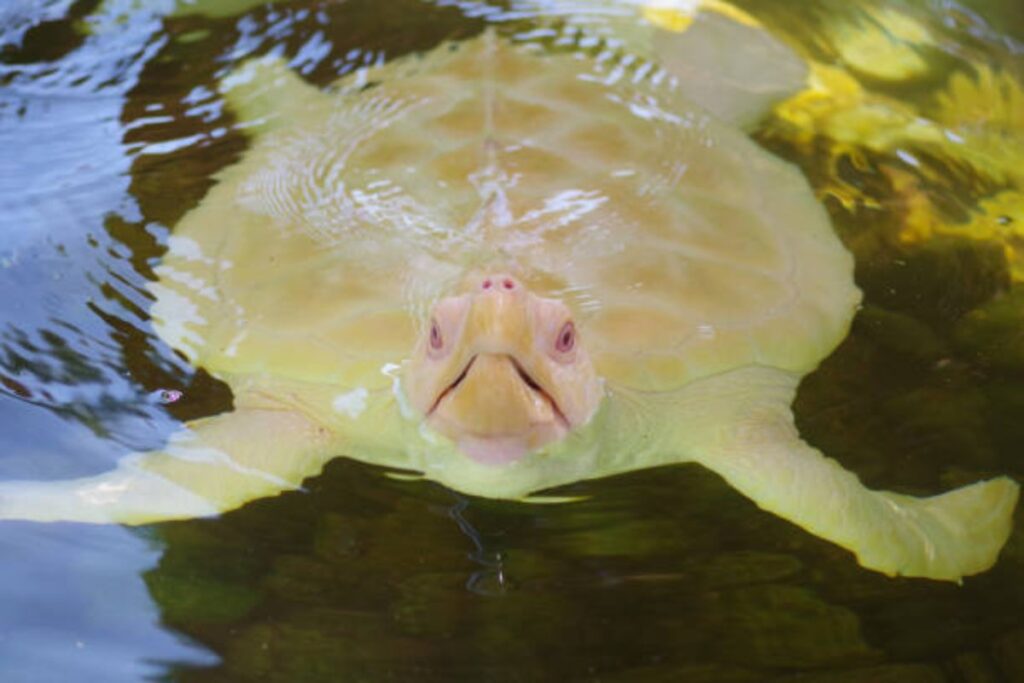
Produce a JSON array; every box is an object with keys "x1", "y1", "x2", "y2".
[
  {"x1": 1, "y1": 0, "x2": 1024, "y2": 680},
  {"x1": 0, "y1": 522, "x2": 216, "y2": 681},
  {"x1": 0, "y1": 0, "x2": 186, "y2": 467}
]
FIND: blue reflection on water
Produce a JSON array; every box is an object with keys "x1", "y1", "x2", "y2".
[
  {"x1": 0, "y1": 522, "x2": 217, "y2": 681},
  {"x1": 0, "y1": 5, "x2": 217, "y2": 679}
]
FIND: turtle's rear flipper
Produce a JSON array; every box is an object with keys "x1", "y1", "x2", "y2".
[
  {"x1": 221, "y1": 56, "x2": 331, "y2": 135},
  {"x1": 651, "y1": 7, "x2": 808, "y2": 128}
]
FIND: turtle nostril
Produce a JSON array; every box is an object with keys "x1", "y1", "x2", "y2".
[
  {"x1": 502, "y1": 278, "x2": 515, "y2": 290},
  {"x1": 482, "y1": 279, "x2": 492, "y2": 290}
]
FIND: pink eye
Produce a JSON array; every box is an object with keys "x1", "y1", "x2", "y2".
[
  {"x1": 429, "y1": 319, "x2": 443, "y2": 350},
  {"x1": 556, "y1": 321, "x2": 575, "y2": 353}
]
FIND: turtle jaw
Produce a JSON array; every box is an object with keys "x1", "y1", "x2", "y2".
[
  {"x1": 425, "y1": 352, "x2": 570, "y2": 465},
  {"x1": 404, "y1": 275, "x2": 602, "y2": 464}
]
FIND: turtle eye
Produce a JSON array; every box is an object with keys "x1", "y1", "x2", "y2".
[
  {"x1": 429, "y1": 319, "x2": 443, "y2": 351},
  {"x1": 555, "y1": 321, "x2": 575, "y2": 353}
]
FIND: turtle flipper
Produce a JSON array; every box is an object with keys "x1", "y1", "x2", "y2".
[
  {"x1": 220, "y1": 56, "x2": 331, "y2": 134},
  {"x1": 683, "y1": 367, "x2": 1019, "y2": 582},
  {"x1": 647, "y1": 6, "x2": 808, "y2": 128},
  {"x1": 0, "y1": 405, "x2": 335, "y2": 525},
  {"x1": 0, "y1": 465, "x2": 220, "y2": 525}
]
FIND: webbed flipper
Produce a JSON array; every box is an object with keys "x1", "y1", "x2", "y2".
[
  {"x1": 0, "y1": 402, "x2": 336, "y2": 525},
  {"x1": 645, "y1": 4, "x2": 809, "y2": 128},
  {"x1": 220, "y1": 56, "x2": 332, "y2": 134},
  {"x1": 681, "y1": 366, "x2": 1018, "y2": 582}
]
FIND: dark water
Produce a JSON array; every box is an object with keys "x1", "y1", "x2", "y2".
[{"x1": 1, "y1": 0, "x2": 1023, "y2": 680}]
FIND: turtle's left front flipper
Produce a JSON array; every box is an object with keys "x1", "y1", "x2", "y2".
[
  {"x1": 0, "y1": 402, "x2": 337, "y2": 525},
  {"x1": 682, "y1": 367, "x2": 1019, "y2": 582}
]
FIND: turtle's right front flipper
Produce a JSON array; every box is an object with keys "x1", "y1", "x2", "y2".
[
  {"x1": 0, "y1": 405, "x2": 336, "y2": 525},
  {"x1": 677, "y1": 366, "x2": 1019, "y2": 582}
]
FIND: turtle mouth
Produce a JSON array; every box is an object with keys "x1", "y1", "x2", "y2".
[
  {"x1": 427, "y1": 354, "x2": 570, "y2": 430},
  {"x1": 510, "y1": 358, "x2": 572, "y2": 430},
  {"x1": 427, "y1": 356, "x2": 476, "y2": 417}
]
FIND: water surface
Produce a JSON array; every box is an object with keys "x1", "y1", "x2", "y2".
[{"x1": 1, "y1": 0, "x2": 1024, "y2": 680}]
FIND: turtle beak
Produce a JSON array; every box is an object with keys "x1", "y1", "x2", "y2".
[
  {"x1": 430, "y1": 352, "x2": 568, "y2": 463},
  {"x1": 425, "y1": 276, "x2": 569, "y2": 463}
]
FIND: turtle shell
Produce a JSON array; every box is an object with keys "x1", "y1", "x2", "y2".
[{"x1": 151, "y1": 31, "x2": 858, "y2": 401}]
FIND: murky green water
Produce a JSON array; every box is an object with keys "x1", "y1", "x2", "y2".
[{"x1": 2, "y1": 0, "x2": 1023, "y2": 680}]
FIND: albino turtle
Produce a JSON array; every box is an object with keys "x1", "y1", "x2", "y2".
[{"x1": 1, "y1": 27, "x2": 1017, "y2": 582}]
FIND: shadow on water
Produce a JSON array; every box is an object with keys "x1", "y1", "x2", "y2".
[{"x1": 2, "y1": 0, "x2": 1024, "y2": 680}]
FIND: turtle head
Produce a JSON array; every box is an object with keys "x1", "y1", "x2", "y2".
[{"x1": 403, "y1": 273, "x2": 603, "y2": 464}]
